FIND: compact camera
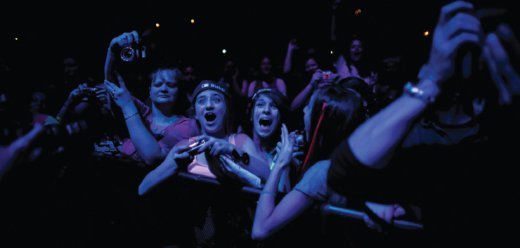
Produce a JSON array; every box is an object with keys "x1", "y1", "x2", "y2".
[
  {"x1": 294, "y1": 130, "x2": 306, "y2": 150},
  {"x1": 83, "y1": 87, "x2": 98, "y2": 96},
  {"x1": 120, "y1": 45, "x2": 147, "y2": 62},
  {"x1": 187, "y1": 139, "x2": 206, "y2": 155},
  {"x1": 322, "y1": 71, "x2": 333, "y2": 80}
]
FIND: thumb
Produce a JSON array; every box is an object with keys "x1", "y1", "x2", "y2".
[
  {"x1": 114, "y1": 71, "x2": 128, "y2": 90},
  {"x1": 176, "y1": 152, "x2": 190, "y2": 160}
]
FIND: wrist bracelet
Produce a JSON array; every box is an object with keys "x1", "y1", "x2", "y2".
[{"x1": 403, "y1": 82, "x2": 436, "y2": 104}]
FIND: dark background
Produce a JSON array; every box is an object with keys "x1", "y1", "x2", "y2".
[{"x1": 0, "y1": 0, "x2": 514, "y2": 86}]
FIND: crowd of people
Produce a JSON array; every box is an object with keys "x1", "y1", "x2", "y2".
[{"x1": 1, "y1": 1, "x2": 519, "y2": 247}]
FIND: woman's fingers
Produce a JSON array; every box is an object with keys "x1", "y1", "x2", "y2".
[
  {"x1": 292, "y1": 151, "x2": 305, "y2": 157},
  {"x1": 115, "y1": 71, "x2": 128, "y2": 90}
]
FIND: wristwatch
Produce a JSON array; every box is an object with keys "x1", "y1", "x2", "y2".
[{"x1": 403, "y1": 82, "x2": 436, "y2": 104}]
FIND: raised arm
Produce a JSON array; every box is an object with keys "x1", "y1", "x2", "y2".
[
  {"x1": 290, "y1": 70, "x2": 321, "y2": 111},
  {"x1": 104, "y1": 76, "x2": 165, "y2": 165},
  {"x1": 283, "y1": 39, "x2": 299, "y2": 74},
  {"x1": 348, "y1": 1, "x2": 481, "y2": 168},
  {"x1": 104, "y1": 31, "x2": 139, "y2": 82},
  {"x1": 252, "y1": 124, "x2": 313, "y2": 240}
]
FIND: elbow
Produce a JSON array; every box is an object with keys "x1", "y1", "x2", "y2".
[
  {"x1": 137, "y1": 182, "x2": 149, "y2": 196},
  {"x1": 251, "y1": 219, "x2": 274, "y2": 241},
  {"x1": 251, "y1": 228, "x2": 270, "y2": 241},
  {"x1": 142, "y1": 158, "x2": 157, "y2": 167},
  {"x1": 142, "y1": 154, "x2": 163, "y2": 167}
]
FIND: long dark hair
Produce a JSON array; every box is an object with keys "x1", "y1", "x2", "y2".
[
  {"x1": 300, "y1": 85, "x2": 367, "y2": 176},
  {"x1": 245, "y1": 88, "x2": 289, "y2": 141}
]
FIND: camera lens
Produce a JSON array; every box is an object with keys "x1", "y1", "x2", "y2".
[
  {"x1": 294, "y1": 130, "x2": 306, "y2": 149},
  {"x1": 120, "y1": 46, "x2": 136, "y2": 62}
]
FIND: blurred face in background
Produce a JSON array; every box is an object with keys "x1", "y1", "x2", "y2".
[
  {"x1": 350, "y1": 39, "x2": 363, "y2": 62},
  {"x1": 305, "y1": 58, "x2": 319, "y2": 74},
  {"x1": 150, "y1": 69, "x2": 179, "y2": 106},
  {"x1": 30, "y1": 92, "x2": 47, "y2": 114},
  {"x1": 260, "y1": 57, "x2": 272, "y2": 75}
]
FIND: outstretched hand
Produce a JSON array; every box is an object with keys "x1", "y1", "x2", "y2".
[
  {"x1": 104, "y1": 73, "x2": 134, "y2": 111},
  {"x1": 274, "y1": 124, "x2": 294, "y2": 170}
]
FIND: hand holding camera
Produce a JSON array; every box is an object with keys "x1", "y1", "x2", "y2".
[
  {"x1": 311, "y1": 70, "x2": 336, "y2": 89},
  {"x1": 109, "y1": 30, "x2": 146, "y2": 63},
  {"x1": 163, "y1": 143, "x2": 193, "y2": 166},
  {"x1": 187, "y1": 138, "x2": 207, "y2": 156}
]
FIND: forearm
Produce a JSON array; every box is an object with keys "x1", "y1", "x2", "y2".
[
  {"x1": 349, "y1": 79, "x2": 438, "y2": 168},
  {"x1": 104, "y1": 48, "x2": 117, "y2": 82},
  {"x1": 0, "y1": 147, "x2": 16, "y2": 180},
  {"x1": 278, "y1": 168, "x2": 292, "y2": 192},
  {"x1": 291, "y1": 83, "x2": 313, "y2": 111},
  {"x1": 253, "y1": 166, "x2": 284, "y2": 235},
  {"x1": 221, "y1": 155, "x2": 262, "y2": 188},
  {"x1": 123, "y1": 106, "x2": 165, "y2": 165},
  {"x1": 56, "y1": 98, "x2": 75, "y2": 123},
  {"x1": 283, "y1": 50, "x2": 294, "y2": 74},
  {"x1": 138, "y1": 160, "x2": 178, "y2": 195}
]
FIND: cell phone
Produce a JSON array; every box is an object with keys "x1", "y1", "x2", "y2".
[{"x1": 187, "y1": 139, "x2": 206, "y2": 155}]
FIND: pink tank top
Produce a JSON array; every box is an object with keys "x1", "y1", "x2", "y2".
[{"x1": 187, "y1": 134, "x2": 237, "y2": 178}]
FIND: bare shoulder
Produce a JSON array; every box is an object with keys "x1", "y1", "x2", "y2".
[{"x1": 234, "y1": 133, "x2": 254, "y2": 146}]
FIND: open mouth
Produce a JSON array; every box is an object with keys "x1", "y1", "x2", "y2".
[
  {"x1": 259, "y1": 118, "x2": 273, "y2": 128},
  {"x1": 205, "y1": 112, "x2": 217, "y2": 122}
]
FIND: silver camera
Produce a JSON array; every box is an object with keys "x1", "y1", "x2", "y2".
[{"x1": 294, "y1": 130, "x2": 306, "y2": 150}]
